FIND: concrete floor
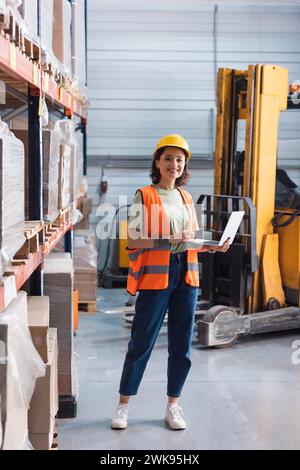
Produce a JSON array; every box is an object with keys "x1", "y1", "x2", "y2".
[{"x1": 58, "y1": 288, "x2": 300, "y2": 450}]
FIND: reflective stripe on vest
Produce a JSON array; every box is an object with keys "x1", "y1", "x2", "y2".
[
  {"x1": 187, "y1": 262, "x2": 199, "y2": 272},
  {"x1": 127, "y1": 185, "x2": 199, "y2": 295},
  {"x1": 128, "y1": 265, "x2": 169, "y2": 280},
  {"x1": 127, "y1": 246, "x2": 171, "y2": 262}
]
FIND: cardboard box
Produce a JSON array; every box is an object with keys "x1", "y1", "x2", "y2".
[
  {"x1": 52, "y1": 0, "x2": 72, "y2": 71},
  {"x1": 42, "y1": 128, "x2": 60, "y2": 222},
  {"x1": 80, "y1": 198, "x2": 93, "y2": 218},
  {"x1": 44, "y1": 254, "x2": 74, "y2": 396},
  {"x1": 28, "y1": 328, "x2": 58, "y2": 450},
  {"x1": 71, "y1": 0, "x2": 86, "y2": 84},
  {"x1": 74, "y1": 271, "x2": 97, "y2": 302},
  {"x1": 73, "y1": 234, "x2": 98, "y2": 272},
  {"x1": 27, "y1": 296, "x2": 50, "y2": 363},
  {"x1": 74, "y1": 228, "x2": 96, "y2": 243},
  {"x1": 29, "y1": 432, "x2": 54, "y2": 451},
  {"x1": 75, "y1": 198, "x2": 93, "y2": 229},
  {"x1": 40, "y1": 0, "x2": 54, "y2": 53},
  {"x1": 73, "y1": 230, "x2": 98, "y2": 301},
  {"x1": 75, "y1": 215, "x2": 89, "y2": 230},
  {"x1": 2, "y1": 275, "x2": 17, "y2": 308},
  {"x1": 58, "y1": 143, "x2": 72, "y2": 209},
  {"x1": 18, "y1": 0, "x2": 38, "y2": 38}
]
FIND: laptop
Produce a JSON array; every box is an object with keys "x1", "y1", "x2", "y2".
[{"x1": 185, "y1": 210, "x2": 245, "y2": 248}]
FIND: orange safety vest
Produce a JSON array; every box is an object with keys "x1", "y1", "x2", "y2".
[{"x1": 127, "y1": 185, "x2": 199, "y2": 295}]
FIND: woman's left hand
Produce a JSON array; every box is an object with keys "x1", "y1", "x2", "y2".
[{"x1": 208, "y1": 238, "x2": 231, "y2": 253}]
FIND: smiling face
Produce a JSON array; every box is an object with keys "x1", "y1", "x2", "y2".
[{"x1": 155, "y1": 146, "x2": 186, "y2": 184}]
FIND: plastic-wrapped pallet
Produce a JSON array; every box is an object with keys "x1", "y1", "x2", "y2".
[
  {"x1": 75, "y1": 196, "x2": 93, "y2": 229},
  {"x1": 74, "y1": 132, "x2": 84, "y2": 200},
  {"x1": 57, "y1": 119, "x2": 77, "y2": 208},
  {"x1": 39, "y1": 0, "x2": 54, "y2": 57},
  {"x1": 74, "y1": 229, "x2": 98, "y2": 302},
  {"x1": 0, "y1": 291, "x2": 45, "y2": 450},
  {"x1": 11, "y1": 129, "x2": 30, "y2": 218},
  {"x1": 13, "y1": 124, "x2": 61, "y2": 223},
  {"x1": 14, "y1": 119, "x2": 79, "y2": 223},
  {"x1": 0, "y1": 120, "x2": 25, "y2": 268},
  {"x1": 58, "y1": 143, "x2": 72, "y2": 209},
  {"x1": 18, "y1": 0, "x2": 38, "y2": 39},
  {"x1": 42, "y1": 124, "x2": 61, "y2": 222},
  {"x1": 71, "y1": 0, "x2": 86, "y2": 85},
  {"x1": 43, "y1": 252, "x2": 75, "y2": 397},
  {"x1": 53, "y1": 0, "x2": 72, "y2": 76}
]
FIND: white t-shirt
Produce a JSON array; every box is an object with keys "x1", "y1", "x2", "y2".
[{"x1": 128, "y1": 186, "x2": 199, "y2": 253}]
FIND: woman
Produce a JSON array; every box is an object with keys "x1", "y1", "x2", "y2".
[{"x1": 111, "y1": 134, "x2": 230, "y2": 430}]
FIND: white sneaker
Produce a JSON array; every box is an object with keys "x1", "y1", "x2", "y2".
[
  {"x1": 165, "y1": 404, "x2": 186, "y2": 430},
  {"x1": 111, "y1": 404, "x2": 128, "y2": 429}
]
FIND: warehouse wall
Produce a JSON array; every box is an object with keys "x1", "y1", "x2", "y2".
[{"x1": 87, "y1": 0, "x2": 300, "y2": 223}]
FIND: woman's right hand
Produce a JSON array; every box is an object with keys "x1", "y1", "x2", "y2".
[{"x1": 207, "y1": 238, "x2": 231, "y2": 253}]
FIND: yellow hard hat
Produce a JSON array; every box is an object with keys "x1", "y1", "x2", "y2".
[{"x1": 154, "y1": 134, "x2": 191, "y2": 159}]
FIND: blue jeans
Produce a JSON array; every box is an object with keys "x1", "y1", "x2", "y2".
[{"x1": 119, "y1": 252, "x2": 198, "y2": 397}]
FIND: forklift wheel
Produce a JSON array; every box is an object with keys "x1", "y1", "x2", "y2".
[
  {"x1": 266, "y1": 297, "x2": 281, "y2": 310},
  {"x1": 201, "y1": 305, "x2": 240, "y2": 348}
]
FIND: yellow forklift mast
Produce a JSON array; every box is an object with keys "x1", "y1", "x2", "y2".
[{"x1": 197, "y1": 64, "x2": 300, "y2": 347}]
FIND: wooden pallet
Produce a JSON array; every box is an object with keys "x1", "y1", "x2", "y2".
[
  {"x1": 24, "y1": 220, "x2": 44, "y2": 238},
  {"x1": 60, "y1": 205, "x2": 72, "y2": 225},
  {"x1": 79, "y1": 301, "x2": 97, "y2": 314},
  {"x1": 22, "y1": 35, "x2": 40, "y2": 61},
  {"x1": 44, "y1": 221, "x2": 57, "y2": 239},
  {"x1": 44, "y1": 206, "x2": 72, "y2": 232},
  {"x1": 52, "y1": 205, "x2": 72, "y2": 227},
  {"x1": 43, "y1": 222, "x2": 63, "y2": 253},
  {"x1": 13, "y1": 221, "x2": 44, "y2": 262}
]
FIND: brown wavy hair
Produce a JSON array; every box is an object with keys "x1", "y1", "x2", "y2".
[{"x1": 150, "y1": 147, "x2": 190, "y2": 187}]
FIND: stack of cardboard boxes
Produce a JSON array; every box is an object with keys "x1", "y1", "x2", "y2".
[
  {"x1": 14, "y1": 126, "x2": 61, "y2": 222},
  {"x1": 0, "y1": 292, "x2": 46, "y2": 450},
  {"x1": 13, "y1": 118, "x2": 81, "y2": 225},
  {"x1": 76, "y1": 196, "x2": 93, "y2": 229},
  {"x1": 18, "y1": 0, "x2": 86, "y2": 87},
  {"x1": 44, "y1": 253, "x2": 75, "y2": 398},
  {"x1": 73, "y1": 229, "x2": 98, "y2": 304},
  {"x1": 0, "y1": 257, "x2": 75, "y2": 450},
  {"x1": 58, "y1": 143, "x2": 73, "y2": 209},
  {"x1": 52, "y1": 0, "x2": 72, "y2": 74},
  {"x1": 27, "y1": 296, "x2": 58, "y2": 450}
]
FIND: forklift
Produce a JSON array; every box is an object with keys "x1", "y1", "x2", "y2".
[{"x1": 197, "y1": 64, "x2": 300, "y2": 347}]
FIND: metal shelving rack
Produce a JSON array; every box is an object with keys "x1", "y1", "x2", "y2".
[{"x1": 0, "y1": 5, "x2": 88, "y2": 418}]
